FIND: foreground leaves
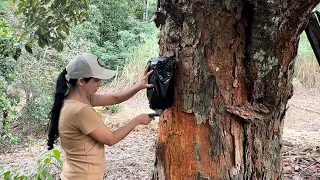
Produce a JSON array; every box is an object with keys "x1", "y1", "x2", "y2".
[{"x1": 0, "y1": 149, "x2": 63, "y2": 180}]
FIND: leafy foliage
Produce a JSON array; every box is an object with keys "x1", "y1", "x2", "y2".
[
  {"x1": 0, "y1": 19, "x2": 21, "y2": 59},
  {"x1": 0, "y1": 149, "x2": 63, "y2": 180},
  {"x1": 71, "y1": 0, "x2": 157, "y2": 69},
  {"x1": 14, "y1": 0, "x2": 89, "y2": 52},
  {"x1": 0, "y1": 18, "x2": 20, "y2": 137},
  {"x1": 0, "y1": 132, "x2": 19, "y2": 145}
]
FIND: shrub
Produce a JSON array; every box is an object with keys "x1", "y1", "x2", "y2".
[
  {"x1": 104, "y1": 104, "x2": 123, "y2": 114},
  {"x1": 0, "y1": 149, "x2": 63, "y2": 180}
]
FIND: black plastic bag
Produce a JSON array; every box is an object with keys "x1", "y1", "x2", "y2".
[
  {"x1": 147, "y1": 56, "x2": 175, "y2": 110},
  {"x1": 305, "y1": 11, "x2": 320, "y2": 66}
]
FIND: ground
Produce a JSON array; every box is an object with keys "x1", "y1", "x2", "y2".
[
  {"x1": 0, "y1": 81, "x2": 319, "y2": 180},
  {"x1": 282, "y1": 80, "x2": 320, "y2": 180}
]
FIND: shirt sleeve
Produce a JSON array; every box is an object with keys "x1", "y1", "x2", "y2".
[{"x1": 77, "y1": 105, "x2": 104, "y2": 135}]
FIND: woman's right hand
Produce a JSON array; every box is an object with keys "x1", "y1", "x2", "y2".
[
  {"x1": 136, "y1": 114, "x2": 154, "y2": 125},
  {"x1": 136, "y1": 65, "x2": 153, "y2": 90}
]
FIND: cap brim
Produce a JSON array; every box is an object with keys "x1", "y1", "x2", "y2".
[{"x1": 94, "y1": 69, "x2": 116, "y2": 80}]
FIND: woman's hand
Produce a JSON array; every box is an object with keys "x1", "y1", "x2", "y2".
[
  {"x1": 136, "y1": 114, "x2": 155, "y2": 125},
  {"x1": 137, "y1": 65, "x2": 153, "y2": 90},
  {"x1": 90, "y1": 113, "x2": 155, "y2": 146}
]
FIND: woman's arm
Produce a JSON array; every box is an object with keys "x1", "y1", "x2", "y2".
[
  {"x1": 91, "y1": 66, "x2": 153, "y2": 107},
  {"x1": 88, "y1": 114, "x2": 153, "y2": 146}
]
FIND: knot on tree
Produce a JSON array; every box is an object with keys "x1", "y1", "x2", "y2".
[
  {"x1": 227, "y1": 102, "x2": 270, "y2": 122},
  {"x1": 152, "y1": 12, "x2": 166, "y2": 28}
]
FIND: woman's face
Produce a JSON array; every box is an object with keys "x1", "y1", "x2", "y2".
[{"x1": 81, "y1": 78, "x2": 102, "y2": 96}]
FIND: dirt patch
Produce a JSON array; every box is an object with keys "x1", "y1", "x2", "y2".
[
  {"x1": 104, "y1": 131, "x2": 156, "y2": 179},
  {"x1": 281, "y1": 80, "x2": 320, "y2": 179},
  {"x1": 100, "y1": 98, "x2": 159, "y2": 179}
]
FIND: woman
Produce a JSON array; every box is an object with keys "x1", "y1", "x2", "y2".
[{"x1": 47, "y1": 52, "x2": 154, "y2": 179}]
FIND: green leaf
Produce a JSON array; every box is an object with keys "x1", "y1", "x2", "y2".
[
  {"x1": 18, "y1": 2, "x2": 25, "y2": 9},
  {"x1": 4, "y1": 171, "x2": 10, "y2": 179},
  {"x1": 80, "y1": 12, "x2": 89, "y2": 19},
  {"x1": 40, "y1": 7, "x2": 47, "y2": 14},
  {"x1": 20, "y1": 31, "x2": 29, "y2": 39},
  {"x1": 38, "y1": 38, "x2": 46, "y2": 48},
  {"x1": 57, "y1": 32, "x2": 66, "y2": 39},
  {"x1": 54, "y1": 156, "x2": 63, "y2": 166},
  {"x1": 14, "y1": 9, "x2": 24, "y2": 16},
  {"x1": 38, "y1": 27, "x2": 45, "y2": 35},
  {"x1": 56, "y1": 41, "x2": 63, "y2": 52},
  {"x1": 52, "y1": 149, "x2": 60, "y2": 158},
  {"x1": 41, "y1": 169, "x2": 47, "y2": 178},
  {"x1": 0, "y1": 168, "x2": 5, "y2": 176},
  {"x1": 46, "y1": 16, "x2": 54, "y2": 23},
  {"x1": 31, "y1": 0, "x2": 36, "y2": 7},
  {"x1": 36, "y1": 174, "x2": 41, "y2": 180},
  {"x1": 47, "y1": 174, "x2": 53, "y2": 180},
  {"x1": 43, "y1": 157, "x2": 51, "y2": 164},
  {"x1": 19, "y1": 175, "x2": 27, "y2": 180},
  {"x1": 30, "y1": 13, "x2": 35, "y2": 22},
  {"x1": 36, "y1": 151, "x2": 47, "y2": 162},
  {"x1": 24, "y1": 44, "x2": 33, "y2": 54}
]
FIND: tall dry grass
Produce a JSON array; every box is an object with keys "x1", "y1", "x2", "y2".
[
  {"x1": 294, "y1": 56, "x2": 320, "y2": 90},
  {"x1": 108, "y1": 31, "x2": 159, "y2": 100},
  {"x1": 294, "y1": 30, "x2": 320, "y2": 91}
]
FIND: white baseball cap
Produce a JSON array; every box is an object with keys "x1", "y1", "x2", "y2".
[{"x1": 66, "y1": 53, "x2": 116, "y2": 80}]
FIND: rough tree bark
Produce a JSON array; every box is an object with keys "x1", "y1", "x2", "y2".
[{"x1": 153, "y1": 0, "x2": 320, "y2": 179}]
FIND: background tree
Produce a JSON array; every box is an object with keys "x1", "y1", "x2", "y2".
[
  {"x1": 153, "y1": 0, "x2": 320, "y2": 179},
  {"x1": 0, "y1": 14, "x2": 20, "y2": 138}
]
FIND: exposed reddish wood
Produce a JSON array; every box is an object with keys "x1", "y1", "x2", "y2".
[{"x1": 156, "y1": 103, "x2": 198, "y2": 178}]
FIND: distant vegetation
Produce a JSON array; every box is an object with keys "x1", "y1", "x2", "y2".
[{"x1": 295, "y1": 4, "x2": 320, "y2": 89}]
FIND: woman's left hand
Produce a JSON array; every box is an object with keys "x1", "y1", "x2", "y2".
[{"x1": 138, "y1": 65, "x2": 153, "y2": 89}]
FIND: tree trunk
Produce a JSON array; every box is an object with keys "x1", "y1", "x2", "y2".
[
  {"x1": 153, "y1": 0, "x2": 319, "y2": 179},
  {"x1": 1, "y1": 110, "x2": 8, "y2": 136},
  {"x1": 144, "y1": 0, "x2": 150, "y2": 21}
]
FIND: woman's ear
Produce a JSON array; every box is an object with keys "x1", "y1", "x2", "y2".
[{"x1": 77, "y1": 78, "x2": 85, "y2": 86}]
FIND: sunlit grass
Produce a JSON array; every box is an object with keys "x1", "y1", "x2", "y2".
[
  {"x1": 109, "y1": 27, "x2": 159, "y2": 99},
  {"x1": 295, "y1": 31, "x2": 320, "y2": 90}
]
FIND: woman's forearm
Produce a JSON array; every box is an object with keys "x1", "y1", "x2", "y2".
[
  {"x1": 112, "y1": 83, "x2": 142, "y2": 104},
  {"x1": 108, "y1": 117, "x2": 140, "y2": 145}
]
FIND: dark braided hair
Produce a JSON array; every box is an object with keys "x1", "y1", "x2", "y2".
[{"x1": 47, "y1": 68, "x2": 92, "y2": 150}]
